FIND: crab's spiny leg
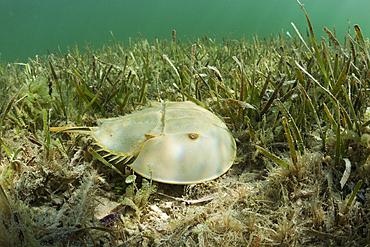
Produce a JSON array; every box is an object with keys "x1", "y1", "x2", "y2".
[
  {"x1": 107, "y1": 155, "x2": 123, "y2": 163},
  {"x1": 95, "y1": 147, "x2": 106, "y2": 153},
  {"x1": 116, "y1": 155, "x2": 138, "y2": 165},
  {"x1": 102, "y1": 153, "x2": 114, "y2": 159}
]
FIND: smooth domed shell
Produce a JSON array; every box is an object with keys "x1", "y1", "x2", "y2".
[{"x1": 52, "y1": 101, "x2": 237, "y2": 184}]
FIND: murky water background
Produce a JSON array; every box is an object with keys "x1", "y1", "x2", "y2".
[{"x1": 1, "y1": 0, "x2": 369, "y2": 63}]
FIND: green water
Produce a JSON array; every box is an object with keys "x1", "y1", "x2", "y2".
[{"x1": 1, "y1": 0, "x2": 369, "y2": 63}]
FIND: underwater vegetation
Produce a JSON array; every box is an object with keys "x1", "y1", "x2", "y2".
[{"x1": 0, "y1": 1, "x2": 369, "y2": 246}]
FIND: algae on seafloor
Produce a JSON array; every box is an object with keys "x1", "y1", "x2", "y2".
[{"x1": 0, "y1": 2, "x2": 369, "y2": 246}]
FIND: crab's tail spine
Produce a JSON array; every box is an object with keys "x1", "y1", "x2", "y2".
[{"x1": 49, "y1": 126, "x2": 97, "y2": 134}]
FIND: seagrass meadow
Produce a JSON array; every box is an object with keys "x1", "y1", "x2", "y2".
[{"x1": 0, "y1": 3, "x2": 370, "y2": 246}]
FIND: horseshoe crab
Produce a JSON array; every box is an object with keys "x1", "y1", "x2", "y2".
[{"x1": 50, "y1": 101, "x2": 236, "y2": 184}]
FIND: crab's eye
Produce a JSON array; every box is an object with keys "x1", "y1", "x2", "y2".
[{"x1": 188, "y1": 133, "x2": 199, "y2": 140}]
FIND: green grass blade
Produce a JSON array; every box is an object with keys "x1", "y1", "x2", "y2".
[
  {"x1": 163, "y1": 54, "x2": 180, "y2": 81},
  {"x1": 295, "y1": 61, "x2": 338, "y2": 104},
  {"x1": 283, "y1": 117, "x2": 297, "y2": 166},
  {"x1": 0, "y1": 184, "x2": 11, "y2": 216},
  {"x1": 340, "y1": 106, "x2": 353, "y2": 131},
  {"x1": 294, "y1": 67, "x2": 305, "y2": 86},
  {"x1": 299, "y1": 84, "x2": 323, "y2": 138},
  {"x1": 323, "y1": 27, "x2": 342, "y2": 48},
  {"x1": 43, "y1": 109, "x2": 51, "y2": 160},
  {"x1": 323, "y1": 103, "x2": 337, "y2": 133},
  {"x1": 341, "y1": 85, "x2": 360, "y2": 133},
  {"x1": 244, "y1": 115, "x2": 255, "y2": 141},
  {"x1": 335, "y1": 101, "x2": 341, "y2": 166},
  {"x1": 0, "y1": 85, "x2": 24, "y2": 123},
  {"x1": 354, "y1": 25, "x2": 366, "y2": 49},
  {"x1": 275, "y1": 99, "x2": 305, "y2": 155},
  {"x1": 256, "y1": 145, "x2": 289, "y2": 169},
  {"x1": 331, "y1": 58, "x2": 350, "y2": 97},
  {"x1": 346, "y1": 180, "x2": 363, "y2": 210},
  {"x1": 82, "y1": 87, "x2": 103, "y2": 117},
  {"x1": 295, "y1": 0, "x2": 329, "y2": 86},
  {"x1": 88, "y1": 148, "x2": 124, "y2": 178},
  {"x1": 49, "y1": 60, "x2": 66, "y2": 117},
  {"x1": 260, "y1": 78, "x2": 285, "y2": 118},
  {"x1": 291, "y1": 22, "x2": 311, "y2": 53},
  {"x1": 0, "y1": 138, "x2": 12, "y2": 157}
]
